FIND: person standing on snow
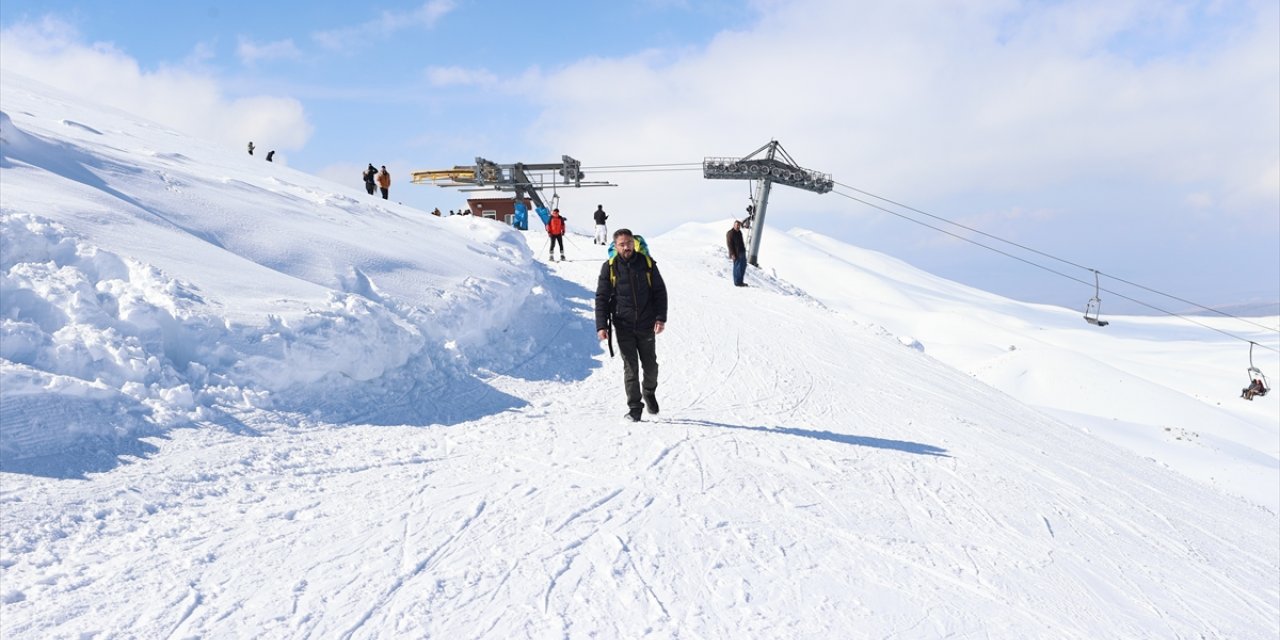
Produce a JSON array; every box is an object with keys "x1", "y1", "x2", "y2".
[
  {"x1": 547, "y1": 208, "x2": 567, "y2": 261},
  {"x1": 266, "y1": 150, "x2": 275, "y2": 162},
  {"x1": 596, "y1": 229, "x2": 667, "y2": 422},
  {"x1": 362, "y1": 163, "x2": 377, "y2": 196},
  {"x1": 727, "y1": 219, "x2": 748, "y2": 287},
  {"x1": 593, "y1": 204, "x2": 609, "y2": 245},
  {"x1": 377, "y1": 165, "x2": 391, "y2": 200},
  {"x1": 247, "y1": 141, "x2": 255, "y2": 155}
]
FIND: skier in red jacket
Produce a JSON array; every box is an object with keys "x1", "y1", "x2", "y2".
[{"x1": 547, "y1": 209, "x2": 567, "y2": 262}]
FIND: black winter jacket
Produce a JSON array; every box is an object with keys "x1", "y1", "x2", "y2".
[
  {"x1": 596, "y1": 253, "x2": 667, "y2": 333},
  {"x1": 727, "y1": 228, "x2": 746, "y2": 259},
  {"x1": 593, "y1": 207, "x2": 608, "y2": 225}
]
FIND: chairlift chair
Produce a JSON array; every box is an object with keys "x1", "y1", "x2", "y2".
[
  {"x1": 1242, "y1": 342, "x2": 1271, "y2": 400},
  {"x1": 1083, "y1": 270, "x2": 1109, "y2": 327}
]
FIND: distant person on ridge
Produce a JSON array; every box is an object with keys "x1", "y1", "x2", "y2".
[
  {"x1": 593, "y1": 204, "x2": 608, "y2": 245},
  {"x1": 377, "y1": 165, "x2": 391, "y2": 200},
  {"x1": 596, "y1": 229, "x2": 667, "y2": 422},
  {"x1": 266, "y1": 150, "x2": 275, "y2": 162},
  {"x1": 247, "y1": 141, "x2": 255, "y2": 156},
  {"x1": 548, "y1": 208, "x2": 567, "y2": 261},
  {"x1": 727, "y1": 219, "x2": 748, "y2": 287},
  {"x1": 362, "y1": 163, "x2": 377, "y2": 196}
]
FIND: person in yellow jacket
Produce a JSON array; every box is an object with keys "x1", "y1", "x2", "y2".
[{"x1": 376, "y1": 166, "x2": 391, "y2": 200}]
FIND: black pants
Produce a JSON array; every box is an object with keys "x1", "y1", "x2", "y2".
[
  {"x1": 550, "y1": 235, "x2": 564, "y2": 254},
  {"x1": 380, "y1": 187, "x2": 388, "y2": 199},
  {"x1": 616, "y1": 328, "x2": 658, "y2": 413},
  {"x1": 365, "y1": 182, "x2": 375, "y2": 195}
]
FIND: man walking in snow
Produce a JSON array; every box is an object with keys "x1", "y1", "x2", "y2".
[
  {"x1": 363, "y1": 163, "x2": 377, "y2": 196},
  {"x1": 596, "y1": 229, "x2": 667, "y2": 422},
  {"x1": 593, "y1": 204, "x2": 608, "y2": 245},
  {"x1": 727, "y1": 219, "x2": 748, "y2": 287},
  {"x1": 377, "y1": 165, "x2": 391, "y2": 200}
]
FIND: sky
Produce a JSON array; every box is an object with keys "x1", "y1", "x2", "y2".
[
  {"x1": 1, "y1": 0, "x2": 1277, "y2": 313},
  {"x1": 2, "y1": 67, "x2": 1276, "y2": 634}
]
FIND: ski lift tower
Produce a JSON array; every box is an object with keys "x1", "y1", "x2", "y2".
[{"x1": 703, "y1": 140, "x2": 833, "y2": 266}]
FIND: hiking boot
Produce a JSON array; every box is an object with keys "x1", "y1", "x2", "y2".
[
  {"x1": 624, "y1": 410, "x2": 643, "y2": 422},
  {"x1": 644, "y1": 394, "x2": 659, "y2": 415}
]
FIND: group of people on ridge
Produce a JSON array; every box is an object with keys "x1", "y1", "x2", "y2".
[
  {"x1": 247, "y1": 141, "x2": 275, "y2": 162},
  {"x1": 363, "y1": 164, "x2": 392, "y2": 199}
]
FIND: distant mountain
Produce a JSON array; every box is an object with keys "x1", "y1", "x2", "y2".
[{"x1": 1182, "y1": 300, "x2": 1280, "y2": 318}]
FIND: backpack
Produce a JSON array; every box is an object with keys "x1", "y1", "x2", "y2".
[
  {"x1": 606, "y1": 235, "x2": 653, "y2": 286},
  {"x1": 606, "y1": 235, "x2": 649, "y2": 260},
  {"x1": 548, "y1": 216, "x2": 565, "y2": 235}
]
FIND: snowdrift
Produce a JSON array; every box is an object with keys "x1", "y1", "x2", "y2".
[{"x1": 1, "y1": 73, "x2": 564, "y2": 461}]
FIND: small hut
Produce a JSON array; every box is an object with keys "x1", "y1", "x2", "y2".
[{"x1": 466, "y1": 198, "x2": 534, "y2": 227}]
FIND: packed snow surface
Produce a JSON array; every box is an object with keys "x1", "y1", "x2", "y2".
[{"x1": 2, "y1": 72, "x2": 1277, "y2": 638}]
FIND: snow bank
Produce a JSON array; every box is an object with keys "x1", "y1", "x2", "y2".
[
  {"x1": 0, "y1": 74, "x2": 562, "y2": 458},
  {"x1": 1, "y1": 212, "x2": 485, "y2": 457}
]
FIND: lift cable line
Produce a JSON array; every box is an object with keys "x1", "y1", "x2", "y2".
[
  {"x1": 830, "y1": 186, "x2": 1278, "y2": 352},
  {"x1": 581, "y1": 167, "x2": 704, "y2": 175},
  {"x1": 834, "y1": 180, "x2": 1279, "y2": 334},
  {"x1": 583, "y1": 162, "x2": 702, "y2": 169}
]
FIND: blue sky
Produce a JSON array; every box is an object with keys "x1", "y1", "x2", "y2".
[{"x1": 2, "y1": 0, "x2": 1277, "y2": 315}]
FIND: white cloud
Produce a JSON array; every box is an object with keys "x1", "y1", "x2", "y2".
[
  {"x1": 0, "y1": 18, "x2": 313, "y2": 152},
  {"x1": 186, "y1": 41, "x2": 218, "y2": 66},
  {"x1": 515, "y1": 0, "x2": 1278, "y2": 239},
  {"x1": 236, "y1": 37, "x2": 302, "y2": 66},
  {"x1": 425, "y1": 65, "x2": 497, "y2": 87},
  {"x1": 313, "y1": 0, "x2": 455, "y2": 52}
]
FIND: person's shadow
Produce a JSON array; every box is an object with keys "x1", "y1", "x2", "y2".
[{"x1": 665, "y1": 418, "x2": 950, "y2": 457}]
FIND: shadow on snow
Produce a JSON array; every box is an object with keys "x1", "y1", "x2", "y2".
[
  {"x1": 0, "y1": 406, "x2": 260, "y2": 480},
  {"x1": 668, "y1": 418, "x2": 951, "y2": 457},
  {"x1": 252, "y1": 270, "x2": 601, "y2": 427},
  {"x1": 471, "y1": 269, "x2": 603, "y2": 385}
]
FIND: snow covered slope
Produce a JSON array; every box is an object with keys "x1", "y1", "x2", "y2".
[
  {"x1": 754, "y1": 227, "x2": 1280, "y2": 509},
  {"x1": 2, "y1": 72, "x2": 1278, "y2": 638}
]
